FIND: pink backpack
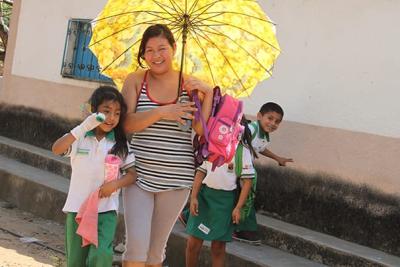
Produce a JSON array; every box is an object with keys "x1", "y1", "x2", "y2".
[{"x1": 193, "y1": 87, "x2": 244, "y2": 170}]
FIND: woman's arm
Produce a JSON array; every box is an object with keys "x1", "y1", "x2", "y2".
[
  {"x1": 122, "y1": 72, "x2": 198, "y2": 133},
  {"x1": 185, "y1": 77, "x2": 213, "y2": 135}
]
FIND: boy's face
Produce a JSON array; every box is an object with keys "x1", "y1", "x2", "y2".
[{"x1": 257, "y1": 111, "x2": 283, "y2": 133}]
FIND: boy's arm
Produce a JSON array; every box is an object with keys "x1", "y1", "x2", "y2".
[
  {"x1": 190, "y1": 170, "x2": 206, "y2": 216},
  {"x1": 260, "y1": 148, "x2": 293, "y2": 166},
  {"x1": 99, "y1": 167, "x2": 137, "y2": 198},
  {"x1": 232, "y1": 178, "x2": 252, "y2": 224}
]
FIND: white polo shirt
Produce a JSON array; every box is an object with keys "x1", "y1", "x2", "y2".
[
  {"x1": 248, "y1": 121, "x2": 270, "y2": 153},
  {"x1": 62, "y1": 131, "x2": 135, "y2": 213},
  {"x1": 197, "y1": 145, "x2": 255, "y2": 191}
]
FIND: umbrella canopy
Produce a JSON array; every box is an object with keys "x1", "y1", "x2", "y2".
[{"x1": 90, "y1": 0, "x2": 280, "y2": 97}]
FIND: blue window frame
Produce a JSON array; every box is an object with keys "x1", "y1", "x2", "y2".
[{"x1": 61, "y1": 19, "x2": 112, "y2": 83}]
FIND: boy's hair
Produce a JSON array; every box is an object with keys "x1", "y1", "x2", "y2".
[
  {"x1": 89, "y1": 85, "x2": 128, "y2": 159},
  {"x1": 240, "y1": 115, "x2": 258, "y2": 159},
  {"x1": 259, "y1": 102, "x2": 284, "y2": 117},
  {"x1": 137, "y1": 24, "x2": 176, "y2": 68}
]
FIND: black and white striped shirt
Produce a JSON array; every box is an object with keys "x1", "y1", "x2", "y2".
[{"x1": 130, "y1": 77, "x2": 195, "y2": 192}]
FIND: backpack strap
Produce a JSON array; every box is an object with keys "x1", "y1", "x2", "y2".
[
  {"x1": 235, "y1": 143, "x2": 244, "y2": 177},
  {"x1": 192, "y1": 90, "x2": 209, "y2": 142},
  {"x1": 192, "y1": 86, "x2": 222, "y2": 142},
  {"x1": 250, "y1": 121, "x2": 258, "y2": 141}
]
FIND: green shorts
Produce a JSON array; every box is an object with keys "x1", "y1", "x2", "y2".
[{"x1": 186, "y1": 185, "x2": 236, "y2": 242}]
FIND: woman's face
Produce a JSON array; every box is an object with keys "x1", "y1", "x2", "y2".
[{"x1": 143, "y1": 36, "x2": 176, "y2": 74}]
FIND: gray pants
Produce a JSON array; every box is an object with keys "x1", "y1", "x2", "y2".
[{"x1": 122, "y1": 184, "x2": 190, "y2": 265}]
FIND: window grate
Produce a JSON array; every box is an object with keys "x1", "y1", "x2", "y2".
[{"x1": 61, "y1": 19, "x2": 112, "y2": 83}]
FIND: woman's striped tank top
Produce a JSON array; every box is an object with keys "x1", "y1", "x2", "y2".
[{"x1": 130, "y1": 72, "x2": 195, "y2": 192}]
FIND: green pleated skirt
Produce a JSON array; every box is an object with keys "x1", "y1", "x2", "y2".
[{"x1": 186, "y1": 185, "x2": 236, "y2": 242}]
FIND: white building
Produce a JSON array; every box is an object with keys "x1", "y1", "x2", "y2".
[{"x1": 1, "y1": 0, "x2": 399, "y2": 194}]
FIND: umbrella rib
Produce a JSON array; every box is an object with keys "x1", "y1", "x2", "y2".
[
  {"x1": 190, "y1": 0, "x2": 223, "y2": 21},
  {"x1": 101, "y1": 38, "x2": 142, "y2": 72},
  {"x1": 196, "y1": 25, "x2": 273, "y2": 77},
  {"x1": 189, "y1": 29, "x2": 217, "y2": 85},
  {"x1": 191, "y1": 26, "x2": 249, "y2": 94},
  {"x1": 193, "y1": 11, "x2": 276, "y2": 25},
  {"x1": 151, "y1": 0, "x2": 183, "y2": 20},
  {"x1": 195, "y1": 19, "x2": 280, "y2": 52},
  {"x1": 172, "y1": 27, "x2": 183, "y2": 42},
  {"x1": 188, "y1": 0, "x2": 201, "y2": 15},
  {"x1": 167, "y1": 0, "x2": 184, "y2": 16},
  {"x1": 90, "y1": 19, "x2": 171, "y2": 47},
  {"x1": 91, "y1": 10, "x2": 176, "y2": 23}
]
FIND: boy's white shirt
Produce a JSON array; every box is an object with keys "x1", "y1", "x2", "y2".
[
  {"x1": 62, "y1": 135, "x2": 135, "y2": 213},
  {"x1": 198, "y1": 146, "x2": 255, "y2": 191},
  {"x1": 249, "y1": 121, "x2": 270, "y2": 153}
]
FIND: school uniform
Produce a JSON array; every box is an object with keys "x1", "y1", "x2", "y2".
[
  {"x1": 63, "y1": 130, "x2": 135, "y2": 267},
  {"x1": 186, "y1": 145, "x2": 255, "y2": 242},
  {"x1": 236, "y1": 121, "x2": 269, "y2": 232}
]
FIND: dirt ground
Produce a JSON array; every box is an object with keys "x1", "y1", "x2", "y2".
[{"x1": 0, "y1": 200, "x2": 65, "y2": 267}]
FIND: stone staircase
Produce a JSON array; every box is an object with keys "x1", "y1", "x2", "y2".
[{"x1": 1, "y1": 136, "x2": 399, "y2": 267}]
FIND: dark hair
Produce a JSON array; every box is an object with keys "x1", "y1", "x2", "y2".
[
  {"x1": 259, "y1": 102, "x2": 284, "y2": 117},
  {"x1": 240, "y1": 115, "x2": 258, "y2": 159},
  {"x1": 137, "y1": 24, "x2": 176, "y2": 68},
  {"x1": 89, "y1": 85, "x2": 128, "y2": 159}
]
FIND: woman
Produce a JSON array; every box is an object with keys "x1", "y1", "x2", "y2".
[{"x1": 121, "y1": 24, "x2": 213, "y2": 267}]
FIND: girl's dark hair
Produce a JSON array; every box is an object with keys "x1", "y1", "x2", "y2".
[
  {"x1": 137, "y1": 24, "x2": 176, "y2": 68},
  {"x1": 89, "y1": 85, "x2": 128, "y2": 159},
  {"x1": 240, "y1": 115, "x2": 258, "y2": 159}
]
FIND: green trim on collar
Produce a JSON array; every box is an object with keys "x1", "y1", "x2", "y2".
[
  {"x1": 256, "y1": 121, "x2": 270, "y2": 142},
  {"x1": 85, "y1": 130, "x2": 115, "y2": 141}
]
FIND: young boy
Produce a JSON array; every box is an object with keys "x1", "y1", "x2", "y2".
[
  {"x1": 232, "y1": 102, "x2": 293, "y2": 245},
  {"x1": 179, "y1": 102, "x2": 292, "y2": 244}
]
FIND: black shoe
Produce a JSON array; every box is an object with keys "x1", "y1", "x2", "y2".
[{"x1": 232, "y1": 231, "x2": 261, "y2": 245}]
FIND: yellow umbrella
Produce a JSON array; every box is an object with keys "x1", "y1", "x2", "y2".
[{"x1": 90, "y1": 0, "x2": 280, "y2": 98}]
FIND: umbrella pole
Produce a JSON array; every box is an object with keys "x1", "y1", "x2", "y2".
[
  {"x1": 177, "y1": 14, "x2": 192, "y2": 132},
  {"x1": 177, "y1": 14, "x2": 189, "y2": 100}
]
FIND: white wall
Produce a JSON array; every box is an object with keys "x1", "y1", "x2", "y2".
[
  {"x1": 248, "y1": 0, "x2": 400, "y2": 138},
  {"x1": 12, "y1": 0, "x2": 108, "y2": 88},
  {"x1": 11, "y1": 0, "x2": 400, "y2": 138}
]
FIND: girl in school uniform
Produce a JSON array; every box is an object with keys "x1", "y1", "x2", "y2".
[
  {"x1": 185, "y1": 117, "x2": 257, "y2": 267},
  {"x1": 52, "y1": 86, "x2": 137, "y2": 267}
]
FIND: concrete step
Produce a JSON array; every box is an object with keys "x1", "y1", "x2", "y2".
[
  {"x1": 0, "y1": 154, "x2": 325, "y2": 267},
  {"x1": 0, "y1": 135, "x2": 70, "y2": 179},
  {"x1": 1, "y1": 137, "x2": 400, "y2": 266},
  {"x1": 256, "y1": 213, "x2": 400, "y2": 267}
]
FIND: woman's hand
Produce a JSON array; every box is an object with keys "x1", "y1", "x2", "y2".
[
  {"x1": 185, "y1": 77, "x2": 213, "y2": 96},
  {"x1": 190, "y1": 197, "x2": 199, "y2": 216},
  {"x1": 157, "y1": 102, "x2": 197, "y2": 124},
  {"x1": 99, "y1": 180, "x2": 118, "y2": 198}
]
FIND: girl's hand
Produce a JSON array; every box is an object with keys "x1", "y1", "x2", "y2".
[
  {"x1": 157, "y1": 102, "x2": 197, "y2": 124},
  {"x1": 70, "y1": 113, "x2": 105, "y2": 139},
  {"x1": 232, "y1": 207, "x2": 241, "y2": 224},
  {"x1": 99, "y1": 180, "x2": 118, "y2": 198},
  {"x1": 190, "y1": 197, "x2": 199, "y2": 216},
  {"x1": 185, "y1": 77, "x2": 213, "y2": 96}
]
